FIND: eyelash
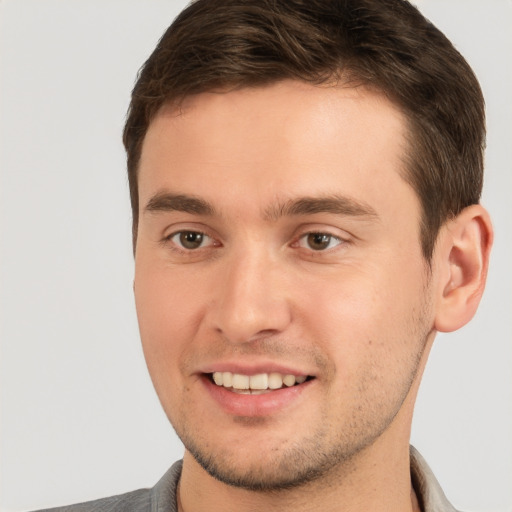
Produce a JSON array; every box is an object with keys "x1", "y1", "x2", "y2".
[
  {"x1": 163, "y1": 230, "x2": 217, "y2": 252},
  {"x1": 294, "y1": 232, "x2": 344, "y2": 252},
  {"x1": 162, "y1": 229, "x2": 348, "y2": 255}
]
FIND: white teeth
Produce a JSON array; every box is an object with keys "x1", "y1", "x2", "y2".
[
  {"x1": 268, "y1": 372, "x2": 283, "y2": 389},
  {"x1": 211, "y1": 371, "x2": 309, "y2": 391},
  {"x1": 249, "y1": 373, "x2": 268, "y2": 390},
  {"x1": 232, "y1": 373, "x2": 250, "y2": 390},
  {"x1": 222, "y1": 371, "x2": 233, "y2": 387},
  {"x1": 283, "y1": 374, "x2": 296, "y2": 387}
]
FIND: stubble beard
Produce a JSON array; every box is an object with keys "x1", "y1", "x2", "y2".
[
  {"x1": 180, "y1": 418, "x2": 383, "y2": 492},
  {"x1": 167, "y1": 286, "x2": 433, "y2": 492},
  {"x1": 171, "y1": 337, "x2": 430, "y2": 493}
]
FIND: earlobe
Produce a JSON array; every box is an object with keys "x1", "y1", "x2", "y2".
[{"x1": 434, "y1": 204, "x2": 493, "y2": 333}]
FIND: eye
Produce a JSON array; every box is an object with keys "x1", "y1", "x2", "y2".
[
  {"x1": 169, "y1": 230, "x2": 213, "y2": 250},
  {"x1": 298, "y1": 232, "x2": 342, "y2": 251}
]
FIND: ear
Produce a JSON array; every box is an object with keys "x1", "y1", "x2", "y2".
[{"x1": 434, "y1": 204, "x2": 493, "y2": 333}]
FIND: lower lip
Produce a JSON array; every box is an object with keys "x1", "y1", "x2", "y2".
[{"x1": 202, "y1": 376, "x2": 313, "y2": 417}]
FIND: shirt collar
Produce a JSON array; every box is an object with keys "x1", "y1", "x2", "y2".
[{"x1": 410, "y1": 446, "x2": 459, "y2": 512}]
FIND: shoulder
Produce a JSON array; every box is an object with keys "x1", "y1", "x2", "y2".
[
  {"x1": 33, "y1": 488, "x2": 151, "y2": 512},
  {"x1": 32, "y1": 460, "x2": 183, "y2": 512}
]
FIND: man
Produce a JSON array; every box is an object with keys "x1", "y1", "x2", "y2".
[{"x1": 35, "y1": 0, "x2": 493, "y2": 510}]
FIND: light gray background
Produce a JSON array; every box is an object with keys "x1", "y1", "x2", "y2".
[{"x1": 0, "y1": 1, "x2": 511, "y2": 511}]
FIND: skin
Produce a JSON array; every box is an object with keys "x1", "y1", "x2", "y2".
[{"x1": 133, "y1": 80, "x2": 492, "y2": 512}]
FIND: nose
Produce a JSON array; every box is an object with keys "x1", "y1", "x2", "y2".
[{"x1": 210, "y1": 247, "x2": 292, "y2": 344}]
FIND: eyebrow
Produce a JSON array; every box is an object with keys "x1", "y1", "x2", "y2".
[
  {"x1": 144, "y1": 192, "x2": 215, "y2": 216},
  {"x1": 143, "y1": 191, "x2": 378, "y2": 221},
  {"x1": 263, "y1": 195, "x2": 379, "y2": 221}
]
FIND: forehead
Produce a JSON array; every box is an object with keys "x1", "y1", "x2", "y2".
[{"x1": 138, "y1": 80, "x2": 413, "y2": 217}]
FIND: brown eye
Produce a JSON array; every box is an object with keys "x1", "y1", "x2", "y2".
[
  {"x1": 298, "y1": 232, "x2": 342, "y2": 251},
  {"x1": 307, "y1": 233, "x2": 331, "y2": 250},
  {"x1": 172, "y1": 231, "x2": 208, "y2": 250}
]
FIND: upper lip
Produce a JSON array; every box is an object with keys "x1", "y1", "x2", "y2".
[{"x1": 198, "y1": 360, "x2": 315, "y2": 377}]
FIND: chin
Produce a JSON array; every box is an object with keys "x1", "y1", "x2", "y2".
[
  {"x1": 177, "y1": 423, "x2": 380, "y2": 492},
  {"x1": 188, "y1": 445, "x2": 337, "y2": 491}
]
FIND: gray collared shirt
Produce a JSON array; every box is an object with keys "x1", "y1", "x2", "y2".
[{"x1": 36, "y1": 446, "x2": 459, "y2": 512}]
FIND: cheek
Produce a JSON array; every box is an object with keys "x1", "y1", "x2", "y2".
[
  {"x1": 299, "y1": 258, "x2": 429, "y2": 366},
  {"x1": 302, "y1": 268, "x2": 431, "y2": 425},
  {"x1": 134, "y1": 263, "x2": 207, "y2": 394},
  {"x1": 135, "y1": 257, "x2": 207, "y2": 336}
]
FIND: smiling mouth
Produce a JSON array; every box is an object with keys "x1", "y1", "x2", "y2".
[{"x1": 208, "y1": 372, "x2": 314, "y2": 394}]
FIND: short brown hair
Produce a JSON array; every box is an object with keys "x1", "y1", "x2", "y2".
[{"x1": 123, "y1": 0, "x2": 485, "y2": 259}]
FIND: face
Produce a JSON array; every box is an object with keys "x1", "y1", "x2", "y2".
[{"x1": 134, "y1": 81, "x2": 436, "y2": 490}]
